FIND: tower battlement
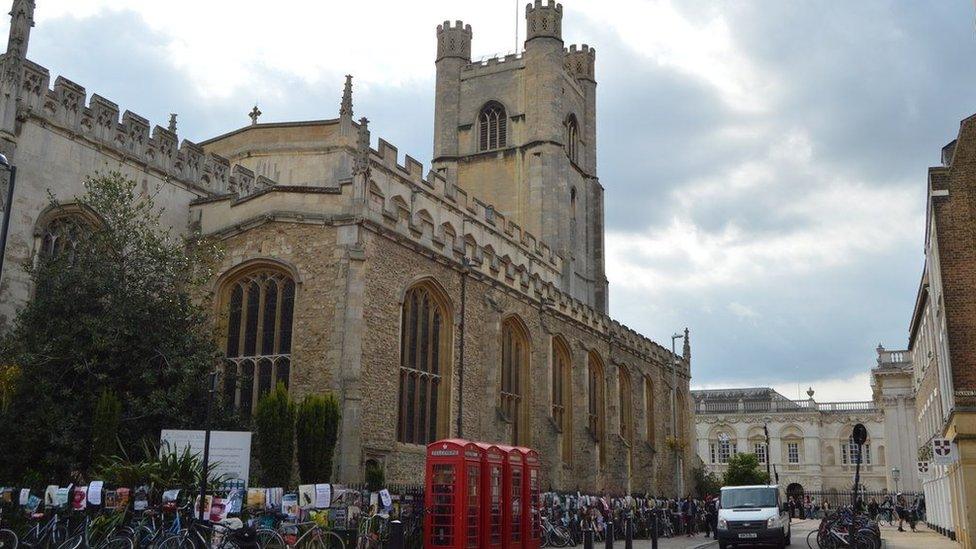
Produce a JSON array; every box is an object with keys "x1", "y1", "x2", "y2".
[
  {"x1": 564, "y1": 44, "x2": 595, "y2": 81},
  {"x1": 435, "y1": 20, "x2": 472, "y2": 61},
  {"x1": 525, "y1": 0, "x2": 562, "y2": 42}
]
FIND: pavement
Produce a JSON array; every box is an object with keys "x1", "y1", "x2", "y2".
[{"x1": 565, "y1": 519, "x2": 962, "y2": 548}]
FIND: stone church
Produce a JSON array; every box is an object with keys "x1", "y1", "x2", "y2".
[{"x1": 0, "y1": 0, "x2": 694, "y2": 494}]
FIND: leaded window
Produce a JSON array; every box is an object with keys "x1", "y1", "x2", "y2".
[
  {"x1": 754, "y1": 441, "x2": 767, "y2": 464},
  {"x1": 40, "y1": 215, "x2": 87, "y2": 261},
  {"x1": 788, "y1": 442, "x2": 800, "y2": 464},
  {"x1": 587, "y1": 353, "x2": 605, "y2": 443},
  {"x1": 501, "y1": 317, "x2": 529, "y2": 446},
  {"x1": 619, "y1": 368, "x2": 633, "y2": 443},
  {"x1": 397, "y1": 283, "x2": 452, "y2": 445},
  {"x1": 222, "y1": 268, "x2": 295, "y2": 415},
  {"x1": 566, "y1": 115, "x2": 579, "y2": 162},
  {"x1": 479, "y1": 102, "x2": 507, "y2": 151}
]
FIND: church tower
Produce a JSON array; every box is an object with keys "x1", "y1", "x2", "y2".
[{"x1": 432, "y1": 0, "x2": 607, "y2": 312}]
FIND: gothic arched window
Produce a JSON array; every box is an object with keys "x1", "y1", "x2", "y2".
[
  {"x1": 221, "y1": 266, "x2": 296, "y2": 415},
  {"x1": 501, "y1": 316, "x2": 530, "y2": 446},
  {"x1": 551, "y1": 336, "x2": 572, "y2": 463},
  {"x1": 619, "y1": 367, "x2": 633, "y2": 443},
  {"x1": 587, "y1": 352, "x2": 605, "y2": 443},
  {"x1": 40, "y1": 216, "x2": 87, "y2": 260},
  {"x1": 397, "y1": 282, "x2": 453, "y2": 445},
  {"x1": 565, "y1": 114, "x2": 580, "y2": 162},
  {"x1": 479, "y1": 102, "x2": 507, "y2": 151},
  {"x1": 645, "y1": 377, "x2": 655, "y2": 444}
]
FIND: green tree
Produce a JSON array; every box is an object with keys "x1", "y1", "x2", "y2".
[
  {"x1": 365, "y1": 459, "x2": 385, "y2": 493},
  {"x1": 255, "y1": 383, "x2": 295, "y2": 487},
  {"x1": 693, "y1": 464, "x2": 722, "y2": 498},
  {"x1": 0, "y1": 172, "x2": 228, "y2": 483},
  {"x1": 295, "y1": 393, "x2": 340, "y2": 483},
  {"x1": 91, "y1": 388, "x2": 122, "y2": 465},
  {"x1": 722, "y1": 453, "x2": 771, "y2": 486}
]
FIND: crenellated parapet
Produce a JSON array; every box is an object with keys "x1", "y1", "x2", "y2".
[
  {"x1": 525, "y1": 0, "x2": 563, "y2": 42},
  {"x1": 564, "y1": 44, "x2": 595, "y2": 81},
  {"x1": 16, "y1": 59, "x2": 230, "y2": 195},
  {"x1": 436, "y1": 20, "x2": 472, "y2": 62}
]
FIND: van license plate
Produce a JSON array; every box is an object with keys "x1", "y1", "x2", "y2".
[{"x1": 738, "y1": 533, "x2": 758, "y2": 539}]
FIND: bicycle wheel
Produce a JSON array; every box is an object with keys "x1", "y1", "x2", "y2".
[
  {"x1": 54, "y1": 534, "x2": 82, "y2": 549},
  {"x1": 300, "y1": 530, "x2": 345, "y2": 549},
  {"x1": 99, "y1": 535, "x2": 135, "y2": 549},
  {"x1": 255, "y1": 529, "x2": 286, "y2": 549},
  {"x1": 155, "y1": 533, "x2": 193, "y2": 549},
  {"x1": 0, "y1": 529, "x2": 18, "y2": 549}
]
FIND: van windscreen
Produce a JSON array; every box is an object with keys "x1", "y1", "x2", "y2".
[{"x1": 721, "y1": 488, "x2": 777, "y2": 509}]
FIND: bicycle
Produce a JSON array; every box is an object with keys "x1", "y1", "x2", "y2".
[
  {"x1": 252, "y1": 510, "x2": 345, "y2": 549},
  {"x1": 0, "y1": 506, "x2": 18, "y2": 549},
  {"x1": 55, "y1": 509, "x2": 132, "y2": 549},
  {"x1": 155, "y1": 506, "x2": 253, "y2": 549},
  {"x1": 540, "y1": 515, "x2": 572, "y2": 548},
  {"x1": 20, "y1": 508, "x2": 69, "y2": 549}
]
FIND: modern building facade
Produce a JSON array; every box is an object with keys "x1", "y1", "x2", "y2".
[{"x1": 0, "y1": 0, "x2": 695, "y2": 494}]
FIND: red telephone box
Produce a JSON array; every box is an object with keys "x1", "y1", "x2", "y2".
[
  {"x1": 475, "y1": 443, "x2": 505, "y2": 549},
  {"x1": 519, "y1": 448, "x2": 542, "y2": 549},
  {"x1": 424, "y1": 439, "x2": 483, "y2": 548},
  {"x1": 496, "y1": 445, "x2": 524, "y2": 549}
]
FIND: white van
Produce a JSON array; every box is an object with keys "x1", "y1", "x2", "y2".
[{"x1": 716, "y1": 484, "x2": 791, "y2": 548}]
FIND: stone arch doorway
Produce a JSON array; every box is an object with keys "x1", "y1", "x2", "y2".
[{"x1": 786, "y1": 482, "x2": 804, "y2": 500}]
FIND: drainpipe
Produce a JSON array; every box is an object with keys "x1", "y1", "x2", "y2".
[{"x1": 457, "y1": 256, "x2": 469, "y2": 438}]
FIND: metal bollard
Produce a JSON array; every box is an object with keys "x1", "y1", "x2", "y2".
[
  {"x1": 389, "y1": 519, "x2": 404, "y2": 549},
  {"x1": 624, "y1": 516, "x2": 633, "y2": 549},
  {"x1": 650, "y1": 512, "x2": 659, "y2": 549},
  {"x1": 583, "y1": 525, "x2": 595, "y2": 549},
  {"x1": 605, "y1": 520, "x2": 614, "y2": 548}
]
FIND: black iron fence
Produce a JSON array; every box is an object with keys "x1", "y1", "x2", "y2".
[{"x1": 796, "y1": 490, "x2": 923, "y2": 510}]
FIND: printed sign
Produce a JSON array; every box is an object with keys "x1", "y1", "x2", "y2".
[
  {"x1": 932, "y1": 438, "x2": 955, "y2": 465},
  {"x1": 160, "y1": 430, "x2": 252, "y2": 483}
]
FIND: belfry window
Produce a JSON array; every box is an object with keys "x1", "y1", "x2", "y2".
[
  {"x1": 397, "y1": 282, "x2": 453, "y2": 445},
  {"x1": 565, "y1": 115, "x2": 580, "y2": 163},
  {"x1": 221, "y1": 267, "x2": 296, "y2": 415},
  {"x1": 501, "y1": 317, "x2": 530, "y2": 446},
  {"x1": 479, "y1": 102, "x2": 507, "y2": 151}
]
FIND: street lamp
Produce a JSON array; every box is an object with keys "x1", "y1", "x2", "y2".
[
  {"x1": 198, "y1": 369, "x2": 218, "y2": 520},
  {"x1": 0, "y1": 152, "x2": 16, "y2": 284},
  {"x1": 891, "y1": 466, "x2": 901, "y2": 494}
]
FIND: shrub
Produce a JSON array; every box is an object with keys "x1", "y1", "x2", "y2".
[
  {"x1": 254, "y1": 383, "x2": 295, "y2": 487},
  {"x1": 295, "y1": 393, "x2": 340, "y2": 484}
]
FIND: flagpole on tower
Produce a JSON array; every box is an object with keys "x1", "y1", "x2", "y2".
[{"x1": 515, "y1": 0, "x2": 519, "y2": 53}]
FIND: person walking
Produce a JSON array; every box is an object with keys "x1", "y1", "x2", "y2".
[
  {"x1": 895, "y1": 493, "x2": 908, "y2": 532},
  {"x1": 868, "y1": 497, "x2": 879, "y2": 521}
]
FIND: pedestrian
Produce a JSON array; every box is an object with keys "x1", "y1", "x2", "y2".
[
  {"x1": 868, "y1": 497, "x2": 879, "y2": 520},
  {"x1": 896, "y1": 493, "x2": 908, "y2": 532},
  {"x1": 708, "y1": 494, "x2": 719, "y2": 538}
]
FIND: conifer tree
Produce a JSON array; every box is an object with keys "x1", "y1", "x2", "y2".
[
  {"x1": 255, "y1": 383, "x2": 295, "y2": 487},
  {"x1": 295, "y1": 393, "x2": 340, "y2": 483}
]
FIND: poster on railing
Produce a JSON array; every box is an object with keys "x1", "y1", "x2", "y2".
[
  {"x1": 932, "y1": 438, "x2": 955, "y2": 465},
  {"x1": 160, "y1": 429, "x2": 252, "y2": 483}
]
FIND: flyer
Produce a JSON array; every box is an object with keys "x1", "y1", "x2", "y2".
[
  {"x1": 55, "y1": 486, "x2": 71, "y2": 507},
  {"x1": 19, "y1": 488, "x2": 29, "y2": 506},
  {"x1": 133, "y1": 486, "x2": 149, "y2": 511},
  {"x1": 209, "y1": 497, "x2": 228, "y2": 522},
  {"x1": 314, "y1": 484, "x2": 331, "y2": 509},
  {"x1": 226, "y1": 489, "x2": 243, "y2": 514},
  {"x1": 115, "y1": 488, "x2": 131, "y2": 511},
  {"x1": 88, "y1": 481, "x2": 103, "y2": 506},
  {"x1": 246, "y1": 488, "x2": 266, "y2": 509},
  {"x1": 70, "y1": 486, "x2": 88, "y2": 511},
  {"x1": 298, "y1": 485, "x2": 315, "y2": 508},
  {"x1": 162, "y1": 489, "x2": 181, "y2": 503},
  {"x1": 282, "y1": 493, "x2": 299, "y2": 519},
  {"x1": 379, "y1": 489, "x2": 392, "y2": 510},
  {"x1": 44, "y1": 485, "x2": 57, "y2": 506}
]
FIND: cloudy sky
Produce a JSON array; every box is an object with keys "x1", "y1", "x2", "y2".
[{"x1": 14, "y1": 1, "x2": 976, "y2": 400}]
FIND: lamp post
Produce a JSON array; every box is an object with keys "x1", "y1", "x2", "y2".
[
  {"x1": 198, "y1": 369, "x2": 218, "y2": 521},
  {"x1": 891, "y1": 467, "x2": 901, "y2": 494},
  {"x1": 0, "y1": 152, "x2": 16, "y2": 284},
  {"x1": 671, "y1": 331, "x2": 685, "y2": 496}
]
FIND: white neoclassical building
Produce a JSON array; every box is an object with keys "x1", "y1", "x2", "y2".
[{"x1": 693, "y1": 349, "x2": 920, "y2": 497}]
